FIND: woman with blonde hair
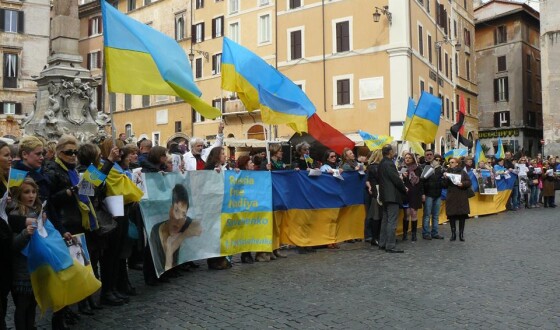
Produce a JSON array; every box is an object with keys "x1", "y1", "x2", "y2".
[{"x1": 365, "y1": 149, "x2": 383, "y2": 245}]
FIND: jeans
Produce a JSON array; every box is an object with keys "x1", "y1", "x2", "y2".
[
  {"x1": 422, "y1": 196, "x2": 441, "y2": 237},
  {"x1": 509, "y1": 184, "x2": 520, "y2": 209},
  {"x1": 529, "y1": 185, "x2": 539, "y2": 206},
  {"x1": 379, "y1": 203, "x2": 400, "y2": 250}
]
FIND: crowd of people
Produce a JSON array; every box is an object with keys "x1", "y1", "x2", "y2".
[{"x1": 1, "y1": 125, "x2": 559, "y2": 329}]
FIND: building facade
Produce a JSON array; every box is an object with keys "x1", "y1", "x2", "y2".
[
  {"x1": 540, "y1": 0, "x2": 560, "y2": 156},
  {"x1": 475, "y1": 1, "x2": 542, "y2": 157},
  {"x1": 78, "y1": 0, "x2": 478, "y2": 156},
  {"x1": 0, "y1": 0, "x2": 50, "y2": 139}
]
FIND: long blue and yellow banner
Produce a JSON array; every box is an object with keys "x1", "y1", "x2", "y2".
[{"x1": 139, "y1": 169, "x2": 516, "y2": 276}]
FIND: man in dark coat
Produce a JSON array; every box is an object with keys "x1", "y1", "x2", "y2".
[{"x1": 378, "y1": 144, "x2": 408, "y2": 253}]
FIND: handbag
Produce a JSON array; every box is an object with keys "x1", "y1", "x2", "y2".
[
  {"x1": 467, "y1": 187, "x2": 476, "y2": 198},
  {"x1": 95, "y1": 203, "x2": 117, "y2": 237}
]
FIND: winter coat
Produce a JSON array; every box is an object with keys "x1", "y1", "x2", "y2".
[
  {"x1": 378, "y1": 157, "x2": 407, "y2": 205},
  {"x1": 422, "y1": 165, "x2": 444, "y2": 198},
  {"x1": 442, "y1": 167, "x2": 471, "y2": 217},
  {"x1": 0, "y1": 181, "x2": 12, "y2": 296},
  {"x1": 403, "y1": 165, "x2": 424, "y2": 209},
  {"x1": 542, "y1": 171, "x2": 556, "y2": 197}
]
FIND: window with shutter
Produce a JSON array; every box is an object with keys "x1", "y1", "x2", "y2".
[
  {"x1": 336, "y1": 21, "x2": 350, "y2": 53},
  {"x1": 128, "y1": 0, "x2": 136, "y2": 11},
  {"x1": 428, "y1": 34, "x2": 432, "y2": 63},
  {"x1": 3, "y1": 10, "x2": 20, "y2": 33},
  {"x1": 125, "y1": 94, "x2": 132, "y2": 110},
  {"x1": 196, "y1": 0, "x2": 204, "y2": 9},
  {"x1": 2, "y1": 102, "x2": 16, "y2": 115},
  {"x1": 175, "y1": 16, "x2": 185, "y2": 40},
  {"x1": 142, "y1": 95, "x2": 150, "y2": 107},
  {"x1": 212, "y1": 17, "x2": 223, "y2": 38},
  {"x1": 195, "y1": 58, "x2": 203, "y2": 78},
  {"x1": 175, "y1": 121, "x2": 182, "y2": 132},
  {"x1": 498, "y1": 56, "x2": 506, "y2": 72},
  {"x1": 336, "y1": 79, "x2": 350, "y2": 105},
  {"x1": 418, "y1": 25, "x2": 424, "y2": 56},
  {"x1": 290, "y1": 30, "x2": 302, "y2": 60},
  {"x1": 289, "y1": 0, "x2": 301, "y2": 9},
  {"x1": 496, "y1": 25, "x2": 507, "y2": 44},
  {"x1": 3, "y1": 53, "x2": 18, "y2": 88},
  {"x1": 212, "y1": 53, "x2": 222, "y2": 75},
  {"x1": 494, "y1": 77, "x2": 508, "y2": 102},
  {"x1": 109, "y1": 93, "x2": 116, "y2": 113}
]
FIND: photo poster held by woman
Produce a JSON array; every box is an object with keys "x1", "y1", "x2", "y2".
[{"x1": 139, "y1": 170, "x2": 273, "y2": 277}]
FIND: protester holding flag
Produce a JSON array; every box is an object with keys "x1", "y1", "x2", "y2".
[
  {"x1": 184, "y1": 122, "x2": 224, "y2": 171},
  {"x1": 293, "y1": 142, "x2": 318, "y2": 171},
  {"x1": 12, "y1": 137, "x2": 53, "y2": 228},
  {"x1": 442, "y1": 157, "x2": 471, "y2": 242},
  {"x1": 8, "y1": 178, "x2": 40, "y2": 330}
]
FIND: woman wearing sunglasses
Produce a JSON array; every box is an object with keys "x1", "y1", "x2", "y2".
[{"x1": 442, "y1": 157, "x2": 472, "y2": 242}]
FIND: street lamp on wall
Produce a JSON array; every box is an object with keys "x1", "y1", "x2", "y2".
[
  {"x1": 188, "y1": 49, "x2": 210, "y2": 62},
  {"x1": 372, "y1": 6, "x2": 392, "y2": 25},
  {"x1": 434, "y1": 36, "x2": 461, "y2": 51}
]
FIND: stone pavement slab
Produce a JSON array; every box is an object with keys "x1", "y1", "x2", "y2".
[{"x1": 5, "y1": 202, "x2": 560, "y2": 329}]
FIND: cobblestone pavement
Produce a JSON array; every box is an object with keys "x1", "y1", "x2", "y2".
[{"x1": 6, "y1": 203, "x2": 560, "y2": 329}]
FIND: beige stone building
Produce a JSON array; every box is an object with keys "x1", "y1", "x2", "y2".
[
  {"x1": 475, "y1": 1, "x2": 542, "y2": 156},
  {"x1": 0, "y1": 0, "x2": 50, "y2": 139},
  {"x1": 78, "y1": 0, "x2": 478, "y2": 156}
]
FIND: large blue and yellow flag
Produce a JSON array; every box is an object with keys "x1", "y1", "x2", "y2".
[
  {"x1": 221, "y1": 37, "x2": 315, "y2": 132},
  {"x1": 402, "y1": 92, "x2": 442, "y2": 143},
  {"x1": 474, "y1": 140, "x2": 487, "y2": 166},
  {"x1": 496, "y1": 137, "x2": 505, "y2": 159},
  {"x1": 82, "y1": 164, "x2": 107, "y2": 187},
  {"x1": 358, "y1": 130, "x2": 393, "y2": 151},
  {"x1": 23, "y1": 220, "x2": 101, "y2": 313},
  {"x1": 100, "y1": 1, "x2": 220, "y2": 119},
  {"x1": 8, "y1": 168, "x2": 28, "y2": 188}
]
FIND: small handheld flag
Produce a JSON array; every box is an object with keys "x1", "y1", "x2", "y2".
[
  {"x1": 82, "y1": 165, "x2": 107, "y2": 187},
  {"x1": 496, "y1": 137, "x2": 505, "y2": 159},
  {"x1": 8, "y1": 168, "x2": 28, "y2": 188}
]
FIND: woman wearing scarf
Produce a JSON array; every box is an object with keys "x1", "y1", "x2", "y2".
[
  {"x1": 442, "y1": 157, "x2": 472, "y2": 241},
  {"x1": 341, "y1": 147, "x2": 360, "y2": 171},
  {"x1": 401, "y1": 153, "x2": 424, "y2": 242},
  {"x1": 46, "y1": 136, "x2": 118, "y2": 328}
]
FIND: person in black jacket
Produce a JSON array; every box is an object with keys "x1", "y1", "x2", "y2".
[
  {"x1": 421, "y1": 151, "x2": 445, "y2": 240},
  {"x1": 365, "y1": 150, "x2": 383, "y2": 246},
  {"x1": 0, "y1": 140, "x2": 13, "y2": 330},
  {"x1": 442, "y1": 157, "x2": 472, "y2": 241},
  {"x1": 378, "y1": 145, "x2": 408, "y2": 253}
]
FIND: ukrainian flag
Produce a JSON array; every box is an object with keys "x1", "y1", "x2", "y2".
[
  {"x1": 82, "y1": 164, "x2": 107, "y2": 187},
  {"x1": 444, "y1": 148, "x2": 468, "y2": 161},
  {"x1": 221, "y1": 38, "x2": 315, "y2": 132},
  {"x1": 474, "y1": 140, "x2": 487, "y2": 166},
  {"x1": 23, "y1": 220, "x2": 101, "y2": 313},
  {"x1": 402, "y1": 92, "x2": 442, "y2": 143},
  {"x1": 8, "y1": 168, "x2": 28, "y2": 188},
  {"x1": 358, "y1": 130, "x2": 393, "y2": 151},
  {"x1": 496, "y1": 137, "x2": 505, "y2": 159},
  {"x1": 100, "y1": 1, "x2": 220, "y2": 119}
]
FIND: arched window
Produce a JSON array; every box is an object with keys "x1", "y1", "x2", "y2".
[
  {"x1": 125, "y1": 124, "x2": 132, "y2": 138},
  {"x1": 176, "y1": 17, "x2": 185, "y2": 40},
  {"x1": 440, "y1": 137, "x2": 445, "y2": 156}
]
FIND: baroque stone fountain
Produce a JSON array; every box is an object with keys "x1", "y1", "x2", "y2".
[{"x1": 22, "y1": 0, "x2": 110, "y2": 142}]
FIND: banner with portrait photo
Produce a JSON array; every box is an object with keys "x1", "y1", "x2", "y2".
[
  {"x1": 476, "y1": 169, "x2": 497, "y2": 195},
  {"x1": 139, "y1": 171, "x2": 273, "y2": 277}
]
